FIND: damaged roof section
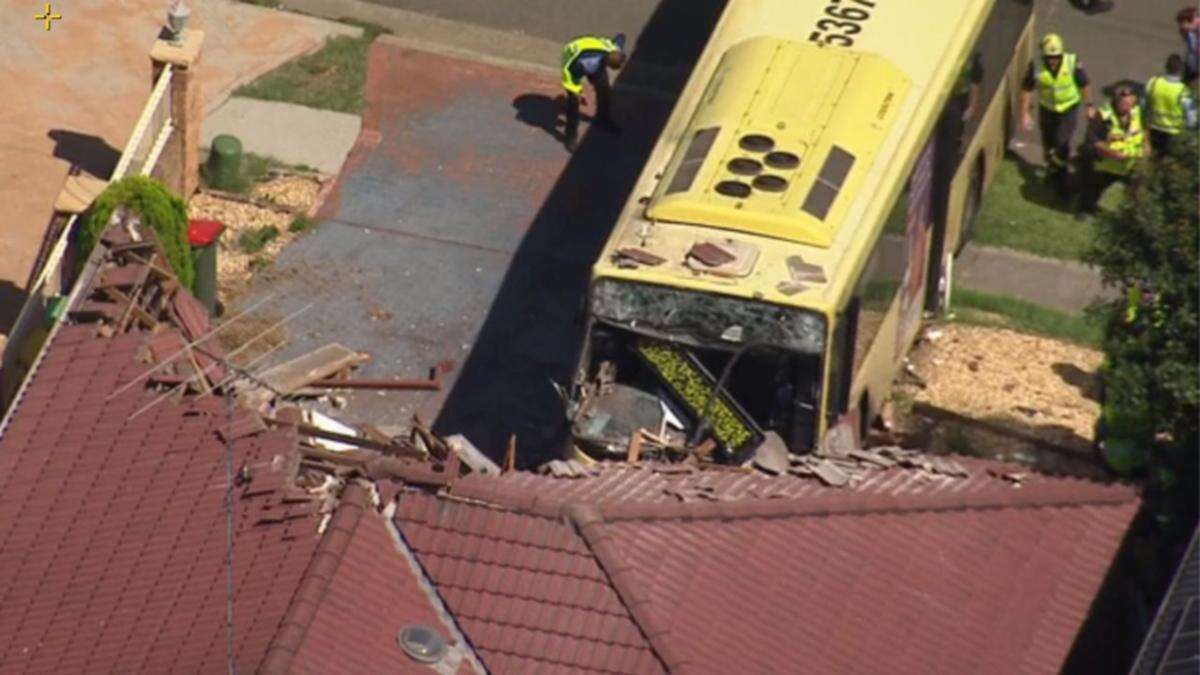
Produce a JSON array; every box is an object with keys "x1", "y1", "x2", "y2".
[
  {"x1": 0, "y1": 219, "x2": 479, "y2": 674},
  {"x1": 0, "y1": 215, "x2": 1144, "y2": 674},
  {"x1": 394, "y1": 459, "x2": 1140, "y2": 675}
]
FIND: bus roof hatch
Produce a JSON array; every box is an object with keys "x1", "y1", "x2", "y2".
[{"x1": 647, "y1": 37, "x2": 912, "y2": 247}]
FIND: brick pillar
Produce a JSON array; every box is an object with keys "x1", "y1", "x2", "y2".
[{"x1": 149, "y1": 29, "x2": 205, "y2": 198}]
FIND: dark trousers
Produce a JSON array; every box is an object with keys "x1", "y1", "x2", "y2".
[
  {"x1": 564, "y1": 69, "x2": 613, "y2": 139},
  {"x1": 1149, "y1": 128, "x2": 1174, "y2": 155},
  {"x1": 1079, "y1": 162, "x2": 1123, "y2": 213},
  {"x1": 1039, "y1": 105, "x2": 1078, "y2": 194}
]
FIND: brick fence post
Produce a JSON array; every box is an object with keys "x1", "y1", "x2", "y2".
[{"x1": 150, "y1": 29, "x2": 205, "y2": 198}]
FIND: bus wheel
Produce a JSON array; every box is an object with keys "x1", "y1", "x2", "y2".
[{"x1": 955, "y1": 157, "x2": 984, "y2": 255}]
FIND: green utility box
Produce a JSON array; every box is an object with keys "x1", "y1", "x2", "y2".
[{"x1": 206, "y1": 134, "x2": 243, "y2": 191}]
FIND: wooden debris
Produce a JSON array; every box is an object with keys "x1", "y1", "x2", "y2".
[
  {"x1": 253, "y1": 343, "x2": 370, "y2": 396},
  {"x1": 445, "y1": 434, "x2": 501, "y2": 475},
  {"x1": 626, "y1": 429, "x2": 644, "y2": 463},
  {"x1": 310, "y1": 376, "x2": 439, "y2": 391},
  {"x1": 410, "y1": 415, "x2": 449, "y2": 462},
  {"x1": 502, "y1": 434, "x2": 517, "y2": 473},
  {"x1": 692, "y1": 438, "x2": 717, "y2": 460}
]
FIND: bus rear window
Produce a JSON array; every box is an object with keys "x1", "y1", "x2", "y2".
[
  {"x1": 666, "y1": 126, "x2": 720, "y2": 194},
  {"x1": 801, "y1": 145, "x2": 856, "y2": 220}
]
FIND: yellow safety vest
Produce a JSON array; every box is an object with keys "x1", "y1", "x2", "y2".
[
  {"x1": 561, "y1": 35, "x2": 618, "y2": 95},
  {"x1": 1146, "y1": 75, "x2": 1189, "y2": 134},
  {"x1": 1036, "y1": 53, "x2": 1082, "y2": 112},
  {"x1": 1095, "y1": 104, "x2": 1146, "y2": 176}
]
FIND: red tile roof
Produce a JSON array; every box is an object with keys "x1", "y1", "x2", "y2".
[
  {"x1": 0, "y1": 244, "x2": 1140, "y2": 674},
  {"x1": 0, "y1": 324, "x2": 325, "y2": 673},
  {"x1": 393, "y1": 461, "x2": 1139, "y2": 674},
  {"x1": 280, "y1": 484, "x2": 483, "y2": 674},
  {"x1": 396, "y1": 491, "x2": 665, "y2": 674}
]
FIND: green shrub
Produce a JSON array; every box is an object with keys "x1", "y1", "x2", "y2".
[
  {"x1": 80, "y1": 176, "x2": 193, "y2": 289},
  {"x1": 237, "y1": 225, "x2": 279, "y2": 253},
  {"x1": 1084, "y1": 135, "x2": 1198, "y2": 527},
  {"x1": 288, "y1": 215, "x2": 313, "y2": 233}
]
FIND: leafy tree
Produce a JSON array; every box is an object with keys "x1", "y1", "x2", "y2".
[
  {"x1": 1085, "y1": 135, "x2": 1198, "y2": 528},
  {"x1": 80, "y1": 176, "x2": 194, "y2": 290}
]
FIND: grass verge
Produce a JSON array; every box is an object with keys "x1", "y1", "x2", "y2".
[
  {"x1": 233, "y1": 20, "x2": 390, "y2": 114},
  {"x1": 951, "y1": 288, "x2": 1103, "y2": 349},
  {"x1": 973, "y1": 158, "x2": 1121, "y2": 261}
]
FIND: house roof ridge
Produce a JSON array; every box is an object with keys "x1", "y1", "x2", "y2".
[
  {"x1": 589, "y1": 484, "x2": 1140, "y2": 523},
  {"x1": 259, "y1": 481, "x2": 371, "y2": 673},
  {"x1": 564, "y1": 502, "x2": 686, "y2": 673},
  {"x1": 441, "y1": 465, "x2": 1139, "y2": 525}
]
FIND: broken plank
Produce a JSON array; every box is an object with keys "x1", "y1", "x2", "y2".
[
  {"x1": 502, "y1": 434, "x2": 517, "y2": 473},
  {"x1": 311, "y1": 377, "x2": 439, "y2": 391},
  {"x1": 254, "y1": 343, "x2": 370, "y2": 396},
  {"x1": 445, "y1": 434, "x2": 501, "y2": 475}
]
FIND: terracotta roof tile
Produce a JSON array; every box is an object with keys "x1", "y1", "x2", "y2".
[
  {"x1": 394, "y1": 491, "x2": 666, "y2": 674},
  {"x1": 0, "y1": 324, "x2": 326, "y2": 673},
  {"x1": 382, "y1": 459, "x2": 1142, "y2": 674}
]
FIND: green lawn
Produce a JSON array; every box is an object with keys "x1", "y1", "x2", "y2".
[
  {"x1": 234, "y1": 21, "x2": 389, "y2": 114},
  {"x1": 973, "y1": 158, "x2": 1122, "y2": 262},
  {"x1": 951, "y1": 288, "x2": 1104, "y2": 348}
]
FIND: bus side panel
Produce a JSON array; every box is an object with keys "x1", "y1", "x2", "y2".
[{"x1": 944, "y1": 7, "x2": 1036, "y2": 254}]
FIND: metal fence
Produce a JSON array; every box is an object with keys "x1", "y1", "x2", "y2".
[{"x1": 0, "y1": 64, "x2": 175, "y2": 412}]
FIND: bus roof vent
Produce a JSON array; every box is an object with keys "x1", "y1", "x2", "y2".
[{"x1": 647, "y1": 37, "x2": 911, "y2": 247}]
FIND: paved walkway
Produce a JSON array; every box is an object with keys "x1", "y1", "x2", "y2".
[
  {"x1": 955, "y1": 245, "x2": 1109, "y2": 314},
  {"x1": 0, "y1": 0, "x2": 357, "y2": 331},
  {"x1": 202, "y1": 98, "x2": 361, "y2": 174}
]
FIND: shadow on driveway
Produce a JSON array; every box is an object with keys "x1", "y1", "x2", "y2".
[{"x1": 432, "y1": 0, "x2": 728, "y2": 466}]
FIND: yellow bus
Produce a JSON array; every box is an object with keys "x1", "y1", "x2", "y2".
[{"x1": 564, "y1": 0, "x2": 1036, "y2": 461}]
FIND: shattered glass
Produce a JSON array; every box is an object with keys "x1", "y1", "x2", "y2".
[{"x1": 590, "y1": 279, "x2": 826, "y2": 354}]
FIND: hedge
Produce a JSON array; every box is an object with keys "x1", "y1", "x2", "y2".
[{"x1": 79, "y1": 176, "x2": 193, "y2": 290}]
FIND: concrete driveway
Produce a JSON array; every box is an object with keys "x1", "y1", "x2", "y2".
[{"x1": 237, "y1": 40, "x2": 674, "y2": 464}]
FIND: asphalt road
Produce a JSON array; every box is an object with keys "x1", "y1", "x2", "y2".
[
  {"x1": 340, "y1": 0, "x2": 1183, "y2": 90},
  {"x1": 345, "y1": 0, "x2": 724, "y2": 50}
]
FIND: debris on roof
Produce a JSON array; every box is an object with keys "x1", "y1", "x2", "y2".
[{"x1": 0, "y1": 213, "x2": 1144, "y2": 675}]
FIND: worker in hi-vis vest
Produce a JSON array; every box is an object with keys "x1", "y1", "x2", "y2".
[
  {"x1": 560, "y1": 33, "x2": 626, "y2": 152},
  {"x1": 1145, "y1": 54, "x2": 1198, "y2": 154},
  {"x1": 1078, "y1": 87, "x2": 1148, "y2": 216},
  {"x1": 1020, "y1": 33, "x2": 1093, "y2": 199}
]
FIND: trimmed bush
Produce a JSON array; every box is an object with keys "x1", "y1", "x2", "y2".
[
  {"x1": 1085, "y1": 135, "x2": 1198, "y2": 527},
  {"x1": 80, "y1": 176, "x2": 194, "y2": 290}
]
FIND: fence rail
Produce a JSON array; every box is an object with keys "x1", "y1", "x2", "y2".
[{"x1": 0, "y1": 64, "x2": 176, "y2": 413}]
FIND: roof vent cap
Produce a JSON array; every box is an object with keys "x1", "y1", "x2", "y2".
[{"x1": 398, "y1": 624, "x2": 448, "y2": 664}]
